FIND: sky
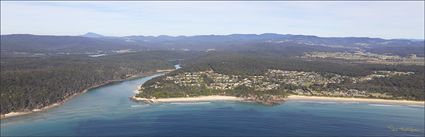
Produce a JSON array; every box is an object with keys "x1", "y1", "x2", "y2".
[{"x1": 1, "y1": 1, "x2": 424, "y2": 39}]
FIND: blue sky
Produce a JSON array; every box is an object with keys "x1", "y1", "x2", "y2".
[{"x1": 1, "y1": 1, "x2": 424, "y2": 39}]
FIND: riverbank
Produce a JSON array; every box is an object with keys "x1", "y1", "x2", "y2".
[
  {"x1": 287, "y1": 95, "x2": 425, "y2": 106},
  {"x1": 1, "y1": 71, "x2": 162, "y2": 119}
]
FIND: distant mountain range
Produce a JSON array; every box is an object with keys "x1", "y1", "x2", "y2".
[{"x1": 1, "y1": 33, "x2": 424, "y2": 57}]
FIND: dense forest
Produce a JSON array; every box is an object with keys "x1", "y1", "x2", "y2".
[
  {"x1": 0, "y1": 51, "x2": 200, "y2": 115},
  {"x1": 327, "y1": 72, "x2": 425, "y2": 101}
]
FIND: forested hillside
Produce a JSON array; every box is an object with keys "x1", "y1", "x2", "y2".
[
  {"x1": 2, "y1": 34, "x2": 423, "y2": 57},
  {"x1": 0, "y1": 51, "x2": 200, "y2": 115}
]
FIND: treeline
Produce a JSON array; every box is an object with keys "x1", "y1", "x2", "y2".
[
  {"x1": 178, "y1": 52, "x2": 424, "y2": 77},
  {"x1": 327, "y1": 71, "x2": 425, "y2": 101},
  {"x1": 0, "y1": 51, "x2": 199, "y2": 115},
  {"x1": 365, "y1": 44, "x2": 425, "y2": 57}
]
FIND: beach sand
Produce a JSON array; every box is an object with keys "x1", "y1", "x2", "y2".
[
  {"x1": 132, "y1": 95, "x2": 424, "y2": 106},
  {"x1": 1, "y1": 102, "x2": 62, "y2": 119},
  {"x1": 287, "y1": 95, "x2": 425, "y2": 106},
  {"x1": 2, "y1": 112, "x2": 32, "y2": 118},
  {"x1": 131, "y1": 95, "x2": 243, "y2": 103}
]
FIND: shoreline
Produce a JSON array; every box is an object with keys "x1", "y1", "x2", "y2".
[
  {"x1": 130, "y1": 95, "x2": 244, "y2": 103},
  {"x1": 1, "y1": 70, "x2": 161, "y2": 120},
  {"x1": 131, "y1": 95, "x2": 424, "y2": 106},
  {"x1": 286, "y1": 95, "x2": 425, "y2": 106}
]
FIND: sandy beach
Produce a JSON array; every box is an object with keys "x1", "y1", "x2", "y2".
[
  {"x1": 287, "y1": 95, "x2": 425, "y2": 106},
  {"x1": 2, "y1": 112, "x2": 32, "y2": 118},
  {"x1": 132, "y1": 95, "x2": 424, "y2": 106},
  {"x1": 1, "y1": 102, "x2": 63, "y2": 119},
  {"x1": 131, "y1": 95, "x2": 243, "y2": 103}
]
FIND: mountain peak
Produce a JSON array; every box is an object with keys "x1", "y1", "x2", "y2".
[{"x1": 82, "y1": 32, "x2": 104, "y2": 38}]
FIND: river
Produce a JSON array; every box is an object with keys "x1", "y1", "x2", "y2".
[{"x1": 1, "y1": 67, "x2": 424, "y2": 136}]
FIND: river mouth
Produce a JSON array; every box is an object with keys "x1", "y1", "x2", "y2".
[
  {"x1": 1, "y1": 65, "x2": 181, "y2": 121},
  {"x1": 1, "y1": 73, "x2": 424, "y2": 136}
]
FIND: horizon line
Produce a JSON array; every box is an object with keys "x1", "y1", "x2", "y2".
[{"x1": 2, "y1": 32, "x2": 424, "y2": 40}]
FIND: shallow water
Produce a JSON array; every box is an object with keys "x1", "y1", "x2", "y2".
[{"x1": 1, "y1": 74, "x2": 424, "y2": 136}]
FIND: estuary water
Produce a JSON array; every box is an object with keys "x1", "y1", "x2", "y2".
[{"x1": 1, "y1": 73, "x2": 424, "y2": 136}]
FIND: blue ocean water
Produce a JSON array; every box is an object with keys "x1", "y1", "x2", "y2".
[{"x1": 1, "y1": 74, "x2": 424, "y2": 136}]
